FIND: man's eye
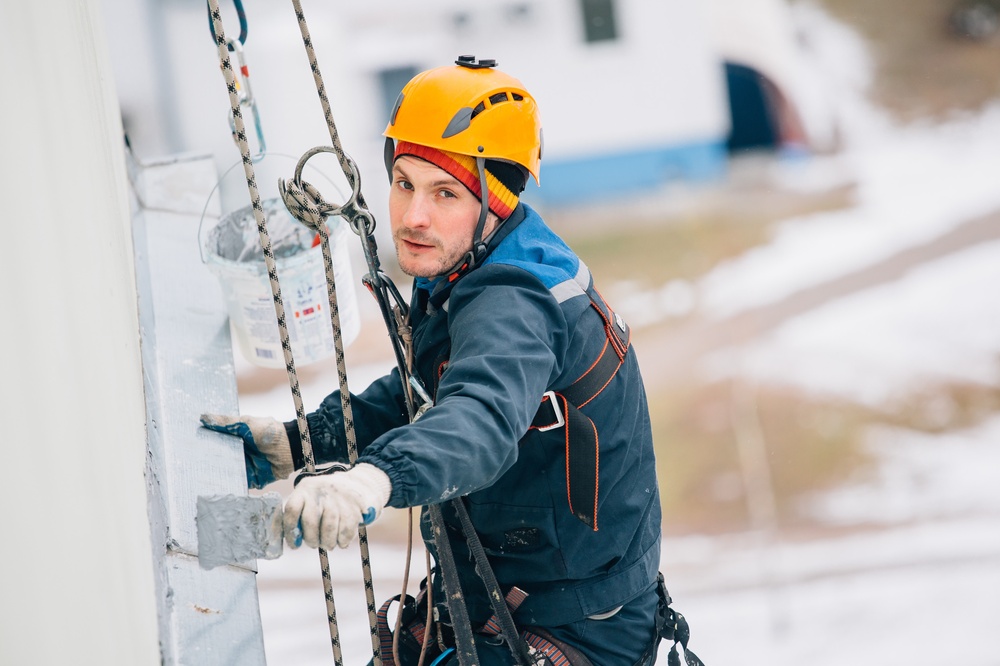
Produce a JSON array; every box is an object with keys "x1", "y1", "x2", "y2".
[
  {"x1": 396, "y1": 179, "x2": 413, "y2": 191},
  {"x1": 439, "y1": 189, "x2": 456, "y2": 198}
]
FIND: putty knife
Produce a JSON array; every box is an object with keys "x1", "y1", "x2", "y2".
[
  {"x1": 196, "y1": 493, "x2": 287, "y2": 570},
  {"x1": 195, "y1": 492, "x2": 376, "y2": 569}
]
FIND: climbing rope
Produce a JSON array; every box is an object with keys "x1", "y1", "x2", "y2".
[
  {"x1": 279, "y1": 149, "x2": 384, "y2": 665},
  {"x1": 205, "y1": 2, "x2": 347, "y2": 663}
]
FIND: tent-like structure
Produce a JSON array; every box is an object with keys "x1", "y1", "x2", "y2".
[{"x1": 705, "y1": 0, "x2": 838, "y2": 155}]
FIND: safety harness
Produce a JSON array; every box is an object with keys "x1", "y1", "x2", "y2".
[
  {"x1": 375, "y1": 585, "x2": 596, "y2": 666},
  {"x1": 375, "y1": 574, "x2": 707, "y2": 666},
  {"x1": 426, "y1": 263, "x2": 631, "y2": 534},
  {"x1": 530, "y1": 288, "x2": 631, "y2": 530}
]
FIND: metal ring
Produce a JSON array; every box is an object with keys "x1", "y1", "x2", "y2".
[
  {"x1": 291, "y1": 147, "x2": 376, "y2": 234},
  {"x1": 292, "y1": 147, "x2": 361, "y2": 206}
]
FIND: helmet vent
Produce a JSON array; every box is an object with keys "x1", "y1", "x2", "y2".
[
  {"x1": 470, "y1": 92, "x2": 515, "y2": 121},
  {"x1": 441, "y1": 90, "x2": 530, "y2": 137}
]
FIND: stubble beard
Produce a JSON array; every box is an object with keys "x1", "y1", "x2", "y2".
[{"x1": 393, "y1": 230, "x2": 467, "y2": 278}]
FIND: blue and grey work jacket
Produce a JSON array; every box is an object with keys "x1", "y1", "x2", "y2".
[{"x1": 293, "y1": 202, "x2": 662, "y2": 629}]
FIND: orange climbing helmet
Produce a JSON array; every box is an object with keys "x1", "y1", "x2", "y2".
[{"x1": 384, "y1": 56, "x2": 542, "y2": 184}]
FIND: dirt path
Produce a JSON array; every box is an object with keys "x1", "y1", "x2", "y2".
[{"x1": 635, "y1": 207, "x2": 1000, "y2": 389}]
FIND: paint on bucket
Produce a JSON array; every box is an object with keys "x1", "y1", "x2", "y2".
[{"x1": 203, "y1": 197, "x2": 360, "y2": 368}]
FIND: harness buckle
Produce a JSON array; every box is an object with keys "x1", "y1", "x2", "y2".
[{"x1": 536, "y1": 390, "x2": 565, "y2": 432}]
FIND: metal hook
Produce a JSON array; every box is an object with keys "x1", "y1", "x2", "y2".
[{"x1": 226, "y1": 37, "x2": 266, "y2": 162}]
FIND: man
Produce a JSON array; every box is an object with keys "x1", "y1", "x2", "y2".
[{"x1": 203, "y1": 57, "x2": 668, "y2": 665}]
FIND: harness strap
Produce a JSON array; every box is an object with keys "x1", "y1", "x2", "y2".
[
  {"x1": 480, "y1": 589, "x2": 594, "y2": 666},
  {"x1": 524, "y1": 628, "x2": 594, "y2": 666},
  {"x1": 452, "y1": 500, "x2": 533, "y2": 665},
  {"x1": 377, "y1": 596, "x2": 404, "y2": 665},
  {"x1": 479, "y1": 587, "x2": 529, "y2": 637},
  {"x1": 530, "y1": 291, "x2": 631, "y2": 529},
  {"x1": 427, "y1": 504, "x2": 481, "y2": 665},
  {"x1": 632, "y1": 573, "x2": 706, "y2": 666},
  {"x1": 376, "y1": 593, "x2": 436, "y2": 666}
]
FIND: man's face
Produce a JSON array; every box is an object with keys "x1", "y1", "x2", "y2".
[{"x1": 389, "y1": 156, "x2": 494, "y2": 278}]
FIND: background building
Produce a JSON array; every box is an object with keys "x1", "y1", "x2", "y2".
[{"x1": 103, "y1": 0, "x2": 833, "y2": 220}]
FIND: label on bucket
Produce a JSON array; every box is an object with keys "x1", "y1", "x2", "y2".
[{"x1": 205, "y1": 199, "x2": 360, "y2": 368}]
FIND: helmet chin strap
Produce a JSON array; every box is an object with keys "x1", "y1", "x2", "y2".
[
  {"x1": 442, "y1": 157, "x2": 493, "y2": 282},
  {"x1": 471, "y1": 156, "x2": 491, "y2": 262}
]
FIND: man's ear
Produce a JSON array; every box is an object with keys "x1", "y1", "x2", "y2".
[{"x1": 483, "y1": 211, "x2": 502, "y2": 238}]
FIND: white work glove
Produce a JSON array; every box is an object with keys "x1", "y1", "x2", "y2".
[
  {"x1": 200, "y1": 413, "x2": 293, "y2": 488},
  {"x1": 283, "y1": 462, "x2": 392, "y2": 550}
]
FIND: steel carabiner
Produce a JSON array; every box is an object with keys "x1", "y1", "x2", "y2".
[{"x1": 225, "y1": 37, "x2": 266, "y2": 161}]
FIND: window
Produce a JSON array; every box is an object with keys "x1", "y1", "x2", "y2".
[
  {"x1": 580, "y1": 0, "x2": 618, "y2": 43},
  {"x1": 377, "y1": 65, "x2": 420, "y2": 128}
]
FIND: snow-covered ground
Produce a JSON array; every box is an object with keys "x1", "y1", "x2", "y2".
[
  {"x1": 253, "y1": 417, "x2": 1000, "y2": 665},
  {"x1": 244, "y1": 6, "x2": 1000, "y2": 665}
]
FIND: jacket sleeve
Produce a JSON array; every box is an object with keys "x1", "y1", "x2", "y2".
[
  {"x1": 357, "y1": 264, "x2": 570, "y2": 508},
  {"x1": 285, "y1": 367, "x2": 411, "y2": 467}
]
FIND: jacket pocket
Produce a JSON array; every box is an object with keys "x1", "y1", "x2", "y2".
[{"x1": 463, "y1": 500, "x2": 568, "y2": 583}]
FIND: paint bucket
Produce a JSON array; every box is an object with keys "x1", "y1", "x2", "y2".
[{"x1": 202, "y1": 197, "x2": 360, "y2": 368}]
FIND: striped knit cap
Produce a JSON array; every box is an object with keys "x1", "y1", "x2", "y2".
[{"x1": 394, "y1": 140, "x2": 524, "y2": 220}]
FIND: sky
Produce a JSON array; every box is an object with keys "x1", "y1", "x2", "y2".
[{"x1": 232, "y1": 4, "x2": 1000, "y2": 664}]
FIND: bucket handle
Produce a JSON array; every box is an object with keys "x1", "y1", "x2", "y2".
[{"x1": 197, "y1": 151, "x2": 349, "y2": 264}]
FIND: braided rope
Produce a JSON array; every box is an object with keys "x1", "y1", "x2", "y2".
[
  {"x1": 290, "y1": 0, "x2": 369, "y2": 213},
  {"x1": 205, "y1": 2, "x2": 345, "y2": 663},
  {"x1": 284, "y1": 3, "x2": 383, "y2": 662}
]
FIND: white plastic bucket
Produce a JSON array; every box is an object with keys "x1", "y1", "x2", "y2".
[{"x1": 203, "y1": 197, "x2": 360, "y2": 368}]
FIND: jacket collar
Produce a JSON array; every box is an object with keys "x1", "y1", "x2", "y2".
[{"x1": 416, "y1": 202, "x2": 528, "y2": 309}]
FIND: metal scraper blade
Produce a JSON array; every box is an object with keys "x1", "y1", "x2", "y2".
[{"x1": 196, "y1": 492, "x2": 284, "y2": 570}]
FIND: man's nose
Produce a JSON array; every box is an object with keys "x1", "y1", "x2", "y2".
[{"x1": 401, "y1": 193, "x2": 432, "y2": 229}]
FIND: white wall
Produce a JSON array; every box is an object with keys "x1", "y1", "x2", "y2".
[{"x1": 0, "y1": 2, "x2": 160, "y2": 664}]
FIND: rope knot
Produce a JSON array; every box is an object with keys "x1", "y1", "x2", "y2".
[{"x1": 278, "y1": 176, "x2": 329, "y2": 231}]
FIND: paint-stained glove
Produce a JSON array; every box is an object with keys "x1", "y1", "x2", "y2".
[
  {"x1": 284, "y1": 463, "x2": 391, "y2": 550},
  {"x1": 200, "y1": 414, "x2": 293, "y2": 489}
]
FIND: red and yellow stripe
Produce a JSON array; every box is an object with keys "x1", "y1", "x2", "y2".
[{"x1": 395, "y1": 140, "x2": 518, "y2": 219}]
